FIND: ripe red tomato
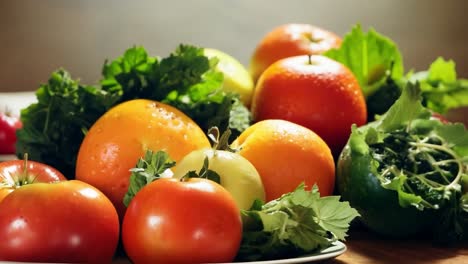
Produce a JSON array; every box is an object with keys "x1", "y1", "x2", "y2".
[
  {"x1": 122, "y1": 178, "x2": 242, "y2": 264},
  {"x1": 0, "y1": 180, "x2": 120, "y2": 263},
  {"x1": 0, "y1": 111, "x2": 22, "y2": 154},
  {"x1": 0, "y1": 159, "x2": 66, "y2": 202}
]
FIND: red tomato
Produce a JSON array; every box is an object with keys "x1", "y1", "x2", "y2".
[
  {"x1": 0, "y1": 112, "x2": 22, "y2": 154},
  {"x1": 0, "y1": 180, "x2": 120, "y2": 263},
  {"x1": 0, "y1": 159, "x2": 66, "y2": 202},
  {"x1": 122, "y1": 178, "x2": 242, "y2": 264}
]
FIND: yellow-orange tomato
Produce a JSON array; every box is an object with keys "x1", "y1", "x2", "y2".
[
  {"x1": 251, "y1": 55, "x2": 367, "y2": 157},
  {"x1": 75, "y1": 99, "x2": 210, "y2": 218},
  {"x1": 232, "y1": 119, "x2": 335, "y2": 201}
]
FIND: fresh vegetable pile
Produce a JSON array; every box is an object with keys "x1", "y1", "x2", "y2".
[
  {"x1": 16, "y1": 45, "x2": 251, "y2": 178},
  {"x1": 1, "y1": 22, "x2": 467, "y2": 263}
]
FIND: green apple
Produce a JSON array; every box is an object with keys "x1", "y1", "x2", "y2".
[
  {"x1": 172, "y1": 148, "x2": 265, "y2": 210},
  {"x1": 204, "y1": 48, "x2": 254, "y2": 107}
]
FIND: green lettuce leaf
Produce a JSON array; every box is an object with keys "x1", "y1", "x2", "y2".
[
  {"x1": 435, "y1": 123, "x2": 468, "y2": 157},
  {"x1": 376, "y1": 82, "x2": 430, "y2": 132},
  {"x1": 324, "y1": 24, "x2": 404, "y2": 97},
  {"x1": 409, "y1": 57, "x2": 468, "y2": 114}
]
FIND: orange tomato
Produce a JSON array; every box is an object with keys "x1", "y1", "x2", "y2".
[
  {"x1": 249, "y1": 23, "x2": 342, "y2": 83},
  {"x1": 232, "y1": 119, "x2": 335, "y2": 201},
  {"x1": 75, "y1": 99, "x2": 210, "y2": 219},
  {"x1": 251, "y1": 55, "x2": 367, "y2": 157}
]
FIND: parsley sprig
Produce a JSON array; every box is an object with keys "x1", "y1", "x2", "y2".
[{"x1": 237, "y1": 184, "x2": 359, "y2": 261}]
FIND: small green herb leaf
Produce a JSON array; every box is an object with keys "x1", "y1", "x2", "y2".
[
  {"x1": 182, "y1": 156, "x2": 221, "y2": 184},
  {"x1": 123, "y1": 150, "x2": 176, "y2": 207}
]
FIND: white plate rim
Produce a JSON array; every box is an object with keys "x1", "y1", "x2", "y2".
[
  {"x1": 0, "y1": 241, "x2": 346, "y2": 264},
  {"x1": 217, "y1": 241, "x2": 347, "y2": 264}
]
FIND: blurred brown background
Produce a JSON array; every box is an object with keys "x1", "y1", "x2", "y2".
[{"x1": 1, "y1": 0, "x2": 467, "y2": 92}]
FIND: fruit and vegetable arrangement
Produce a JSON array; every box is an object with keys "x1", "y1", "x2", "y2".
[{"x1": 0, "y1": 23, "x2": 467, "y2": 263}]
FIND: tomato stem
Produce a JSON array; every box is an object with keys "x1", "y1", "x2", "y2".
[
  {"x1": 22, "y1": 153, "x2": 28, "y2": 176},
  {"x1": 207, "y1": 126, "x2": 236, "y2": 152},
  {"x1": 18, "y1": 153, "x2": 37, "y2": 186}
]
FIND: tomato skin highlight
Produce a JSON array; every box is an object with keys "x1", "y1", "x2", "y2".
[
  {"x1": 0, "y1": 159, "x2": 66, "y2": 202},
  {"x1": 122, "y1": 178, "x2": 242, "y2": 264},
  {"x1": 0, "y1": 180, "x2": 120, "y2": 263}
]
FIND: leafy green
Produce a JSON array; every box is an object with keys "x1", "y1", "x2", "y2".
[
  {"x1": 409, "y1": 57, "x2": 468, "y2": 114},
  {"x1": 182, "y1": 156, "x2": 221, "y2": 184},
  {"x1": 324, "y1": 24, "x2": 403, "y2": 98},
  {"x1": 16, "y1": 44, "x2": 251, "y2": 178},
  {"x1": 228, "y1": 96, "x2": 253, "y2": 139},
  {"x1": 436, "y1": 123, "x2": 468, "y2": 157},
  {"x1": 236, "y1": 184, "x2": 359, "y2": 261},
  {"x1": 347, "y1": 81, "x2": 468, "y2": 243},
  {"x1": 325, "y1": 26, "x2": 468, "y2": 120},
  {"x1": 101, "y1": 45, "x2": 158, "y2": 101},
  {"x1": 16, "y1": 70, "x2": 121, "y2": 178},
  {"x1": 376, "y1": 81, "x2": 430, "y2": 132},
  {"x1": 123, "y1": 150, "x2": 176, "y2": 207},
  {"x1": 101, "y1": 45, "x2": 251, "y2": 134},
  {"x1": 365, "y1": 76, "x2": 402, "y2": 121},
  {"x1": 427, "y1": 57, "x2": 457, "y2": 83}
]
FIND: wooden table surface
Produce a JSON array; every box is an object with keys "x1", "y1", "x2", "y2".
[{"x1": 328, "y1": 229, "x2": 467, "y2": 264}]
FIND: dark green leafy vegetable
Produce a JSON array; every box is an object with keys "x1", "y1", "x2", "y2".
[
  {"x1": 16, "y1": 45, "x2": 251, "y2": 178},
  {"x1": 16, "y1": 70, "x2": 121, "y2": 177},
  {"x1": 337, "y1": 82, "x2": 468, "y2": 243},
  {"x1": 101, "y1": 44, "x2": 251, "y2": 135},
  {"x1": 236, "y1": 184, "x2": 359, "y2": 261}
]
